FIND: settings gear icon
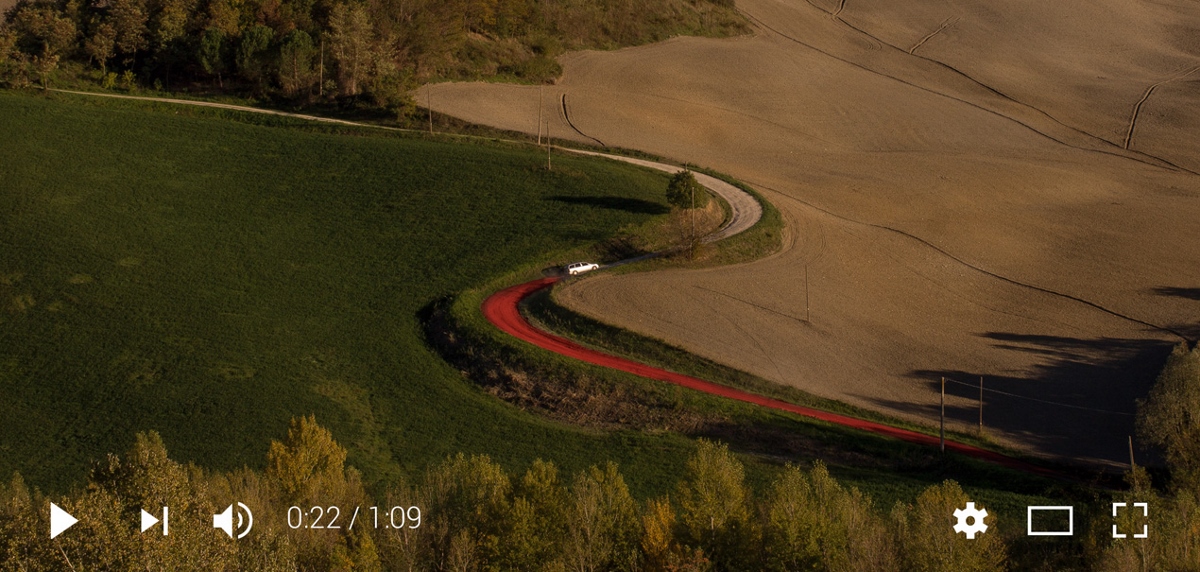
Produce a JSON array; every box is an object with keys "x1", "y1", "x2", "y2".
[{"x1": 953, "y1": 502, "x2": 989, "y2": 539}]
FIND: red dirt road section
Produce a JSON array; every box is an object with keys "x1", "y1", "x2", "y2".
[{"x1": 483, "y1": 277, "x2": 1058, "y2": 478}]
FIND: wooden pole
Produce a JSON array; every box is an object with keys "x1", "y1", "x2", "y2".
[
  {"x1": 538, "y1": 87, "x2": 544, "y2": 146},
  {"x1": 940, "y1": 377, "x2": 946, "y2": 453},
  {"x1": 690, "y1": 175, "x2": 696, "y2": 250},
  {"x1": 318, "y1": 38, "x2": 324, "y2": 97},
  {"x1": 546, "y1": 123, "x2": 551, "y2": 171},
  {"x1": 805, "y1": 263, "x2": 810, "y2": 322},
  {"x1": 979, "y1": 376, "x2": 984, "y2": 434},
  {"x1": 428, "y1": 91, "x2": 433, "y2": 134},
  {"x1": 1129, "y1": 436, "x2": 1136, "y2": 469}
]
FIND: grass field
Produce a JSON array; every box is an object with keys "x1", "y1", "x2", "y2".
[{"x1": 0, "y1": 91, "x2": 710, "y2": 495}]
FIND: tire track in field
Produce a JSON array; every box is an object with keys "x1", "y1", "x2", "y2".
[
  {"x1": 561, "y1": 94, "x2": 606, "y2": 147},
  {"x1": 1123, "y1": 64, "x2": 1200, "y2": 150},
  {"x1": 746, "y1": 179, "x2": 1193, "y2": 344},
  {"x1": 909, "y1": 17, "x2": 959, "y2": 54},
  {"x1": 739, "y1": 6, "x2": 1200, "y2": 177}
]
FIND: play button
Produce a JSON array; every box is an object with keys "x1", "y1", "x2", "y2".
[{"x1": 50, "y1": 503, "x2": 77, "y2": 539}]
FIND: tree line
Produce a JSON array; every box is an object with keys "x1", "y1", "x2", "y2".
[{"x1": 0, "y1": 0, "x2": 744, "y2": 108}]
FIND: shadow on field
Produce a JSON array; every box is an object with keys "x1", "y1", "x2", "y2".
[
  {"x1": 1151, "y1": 286, "x2": 1200, "y2": 301},
  {"x1": 1150, "y1": 287, "x2": 1200, "y2": 342},
  {"x1": 546, "y1": 195, "x2": 670, "y2": 215},
  {"x1": 861, "y1": 332, "x2": 1176, "y2": 466}
]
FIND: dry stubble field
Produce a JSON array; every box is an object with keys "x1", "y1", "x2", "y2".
[{"x1": 419, "y1": 0, "x2": 1200, "y2": 467}]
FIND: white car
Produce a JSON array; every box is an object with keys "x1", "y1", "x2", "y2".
[{"x1": 566, "y1": 262, "x2": 600, "y2": 275}]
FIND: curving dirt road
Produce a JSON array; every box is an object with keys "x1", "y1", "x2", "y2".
[{"x1": 563, "y1": 148, "x2": 761, "y2": 242}]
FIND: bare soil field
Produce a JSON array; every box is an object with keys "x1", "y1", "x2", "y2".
[{"x1": 419, "y1": 0, "x2": 1200, "y2": 467}]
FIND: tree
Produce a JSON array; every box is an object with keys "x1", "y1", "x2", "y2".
[
  {"x1": 564, "y1": 462, "x2": 640, "y2": 572},
  {"x1": 236, "y1": 24, "x2": 275, "y2": 86},
  {"x1": 197, "y1": 27, "x2": 227, "y2": 86},
  {"x1": 0, "y1": 29, "x2": 28, "y2": 87},
  {"x1": 763, "y1": 462, "x2": 895, "y2": 572},
  {"x1": 266, "y1": 415, "x2": 349, "y2": 502},
  {"x1": 107, "y1": 0, "x2": 149, "y2": 61},
  {"x1": 676, "y1": 440, "x2": 756, "y2": 572},
  {"x1": 666, "y1": 170, "x2": 708, "y2": 210},
  {"x1": 498, "y1": 459, "x2": 569, "y2": 570},
  {"x1": 423, "y1": 453, "x2": 512, "y2": 570},
  {"x1": 10, "y1": 6, "x2": 78, "y2": 58},
  {"x1": 278, "y1": 29, "x2": 315, "y2": 97},
  {"x1": 9, "y1": 5, "x2": 76, "y2": 85},
  {"x1": 147, "y1": 0, "x2": 196, "y2": 84},
  {"x1": 1138, "y1": 342, "x2": 1200, "y2": 489},
  {"x1": 328, "y1": 1, "x2": 372, "y2": 96},
  {"x1": 893, "y1": 480, "x2": 1005, "y2": 572},
  {"x1": 84, "y1": 21, "x2": 116, "y2": 74},
  {"x1": 642, "y1": 497, "x2": 712, "y2": 572}
]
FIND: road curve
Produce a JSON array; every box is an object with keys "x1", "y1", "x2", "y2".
[
  {"x1": 483, "y1": 278, "x2": 1057, "y2": 477},
  {"x1": 484, "y1": 152, "x2": 1053, "y2": 477},
  {"x1": 561, "y1": 149, "x2": 762, "y2": 242}
]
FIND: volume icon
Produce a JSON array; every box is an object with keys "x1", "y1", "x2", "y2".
[{"x1": 213, "y1": 503, "x2": 253, "y2": 539}]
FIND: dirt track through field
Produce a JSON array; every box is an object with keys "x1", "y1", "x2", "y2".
[{"x1": 421, "y1": 0, "x2": 1200, "y2": 468}]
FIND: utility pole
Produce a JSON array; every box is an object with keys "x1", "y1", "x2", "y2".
[
  {"x1": 805, "y1": 263, "x2": 810, "y2": 322},
  {"x1": 979, "y1": 376, "x2": 984, "y2": 435},
  {"x1": 940, "y1": 377, "x2": 946, "y2": 453},
  {"x1": 428, "y1": 91, "x2": 433, "y2": 134},
  {"x1": 546, "y1": 123, "x2": 552, "y2": 171},
  {"x1": 318, "y1": 38, "x2": 324, "y2": 97},
  {"x1": 538, "y1": 87, "x2": 544, "y2": 146},
  {"x1": 690, "y1": 175, "x2": 696, "y2": 251}
]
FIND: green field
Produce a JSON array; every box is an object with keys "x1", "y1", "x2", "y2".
[{"x1": 0, "y1": 91, "x2": 704, "y2": 494}]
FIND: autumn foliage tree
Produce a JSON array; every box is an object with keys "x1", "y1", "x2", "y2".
[{"x1": 1, "y1": 0, "x2": 746, "y2": 106}]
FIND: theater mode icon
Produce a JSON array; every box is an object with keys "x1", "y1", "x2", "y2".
[{"x1": 1026, "y1": 506, "x2": 1073, "y2": 536}]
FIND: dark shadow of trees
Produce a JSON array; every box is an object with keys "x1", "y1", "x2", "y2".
[
  {"x1": 545, "y1": 195, "x2": 670, "y2": 215},
  {"x1": 1151, "y1": 286, "x2": 1200, "y2": 301},
  {"x1": 854, "y1": 332, "x2": 1177, "y2": 467}
]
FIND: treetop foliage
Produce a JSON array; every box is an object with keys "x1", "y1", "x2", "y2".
[
  {"x1": 666, "y1": 170, "x2": 709, "y2": 210},
  {"x1": 1138, "y1": 342, "x2": 1200, "y2": 489},
  {"x1": 0, "y1": 0, "x2": 747, "y2": 107}
]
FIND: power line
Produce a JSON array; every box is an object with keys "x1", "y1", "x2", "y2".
[{"x1": 945, "y1": 374, "x2": 1132, "y2": 414}]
